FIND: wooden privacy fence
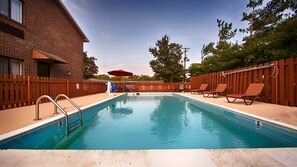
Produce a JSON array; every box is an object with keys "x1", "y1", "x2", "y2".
[
  {"x1": 0, "y1": 75, "x2": 107, "y2": 110},
  {"x1": 191, "y1": 58, "x2": 297, "y2": 107},
  {"x1": 0, "y1": 74, "x2": 191, "y2": 110},
  {"x1": 114, "y1": 82, "x2": 191, "y2": 92}
]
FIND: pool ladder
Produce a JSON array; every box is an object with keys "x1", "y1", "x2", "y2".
[
  {"x1": 35, "y1": 94, "x2": 82, "y2": 135},
  {"x1": 124, "y1": 84, "x2": 135, "y2": 96}
]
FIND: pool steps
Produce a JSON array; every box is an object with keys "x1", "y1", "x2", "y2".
[{"x1": 35, "y1": 94, "x2": 83, "y2": 135}]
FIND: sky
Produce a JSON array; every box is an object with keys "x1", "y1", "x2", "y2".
[{"x1": 61, "y1": 0, "x2": 263, "y2": 76}]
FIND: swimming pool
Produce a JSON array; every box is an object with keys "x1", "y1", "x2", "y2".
[{"x1": 1, "y1": 93, "x2": 297, "y2": 149}]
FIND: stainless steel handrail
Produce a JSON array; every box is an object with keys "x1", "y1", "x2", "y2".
[
  {"x1": 35, "y1": 95, "x2": 69, "y2": 134},
  {"x1": 124, "y1": 84, "x2": 135, "y2": 96},
  {"x1": 54, "y1": 94, "x2": 82, "y2": 126}
]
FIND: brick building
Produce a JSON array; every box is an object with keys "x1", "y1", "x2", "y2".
[{"x1": 0, "y1": 0, "x2": 89, "y2": 79}]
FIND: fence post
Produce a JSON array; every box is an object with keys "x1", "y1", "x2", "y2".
[
  {"x1": 66, "y1": 80, "x2": 69, "y2": 96},
  {"x1": 275, "y1": 61, "x2": 278, "y2": 105},
  {"x1": 88, "y1": 80, "x2": 90, "y2": 95},
  {"x1": 27, "y1": 76, "x2": 31, "y2": 105}
]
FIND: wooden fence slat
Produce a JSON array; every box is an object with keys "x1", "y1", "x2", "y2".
[
  {"x1": 271, "y1": 62, "x2": 277, "y2": 104},
  {"x1": 0, "y1": 74, "x2": 3, "y2": 109},
  {"x1": 295, "y1": 58, "x2": 297, "y2": 106},
  {"x1": 9, "y1": 74, "x2": 14, "y2": 108},
  {"x1": 242, "y1": 71, "x2": 247, "y2": 94},
  {"x1": 263, "y1": 65, "x2": 270, "y2": 102},
  {"x1": 247, "y1": 67, "x2": 251, "y2": 86},
  {"x1": 287, "y1": 58, "x2": 295, "y2": 106},
  {"x1": 279, "y1": 60, "x2": 285, "y2": 105},
  {"x1": 237, "y1": 69, "x2": 241, "y2": 93},
  {"x1": 21, "y1": 76, "x2": 26, "y2": 105},
  {"x1": 15, "y1": 75, "x2": 20, "y2": 107},
  {"x1": 252, "y1": 66, "x2": 257, "y2": 83},
  {"x1": 20, "y1": 75, "x2": 26, "y2": 106},
  {"x1": 285, "y1": 60, "x2": 290, "y2": 106},
  {"x1": 4, "y1": 74, "x2": 9, "y2": 108},
  {"x1": 27, "y1": 76, "x2": 30, "y2": 105}
]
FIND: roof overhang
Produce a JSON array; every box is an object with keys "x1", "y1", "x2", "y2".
[
  {"x1": 32, "y1": 49, "x2": 68, "y2": 64},
  {"x1": 55, "y1": 0, "x2": 89, "y2": 42}
]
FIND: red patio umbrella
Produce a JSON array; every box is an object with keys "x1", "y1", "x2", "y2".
[{"x1": 108, "y1": 69, "x2": 133, "y2": 76}]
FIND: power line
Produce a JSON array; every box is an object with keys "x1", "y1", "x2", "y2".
[
  {"x1": 196, "y1": 2, "x2": 247, "y2": 48},
  {"x1": 195, "y1": 2, "x2": 249, "y2": 62}
]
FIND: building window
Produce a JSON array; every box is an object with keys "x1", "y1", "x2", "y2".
[
  {"x1": 0, "y1": 56, "x2": 23, "y2": 76},
  {"x1": 0, "y1": 0, "x2": 22, "y2": 23},
  {"x1": 0, "y1": 0, "x2": 9, "y2": 16}
]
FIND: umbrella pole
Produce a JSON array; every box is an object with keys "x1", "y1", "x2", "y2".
[{"x1": 120, "y1": 77, "x2": 123, "y2": 92}]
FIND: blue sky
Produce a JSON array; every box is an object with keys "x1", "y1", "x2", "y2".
[{"x1": 61, "y1": 0, "x2": 262, "y2": 76}]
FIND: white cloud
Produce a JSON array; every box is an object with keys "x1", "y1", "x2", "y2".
[
  {"x1": 70, "y1": 3, "x2": 82, "y2": 13},
  {"x1": 100, "y1": 32, "x2": 113, "y2": 40},
  {"x1": 101, "y1": 64, "x2": 150, "y2": 68}
]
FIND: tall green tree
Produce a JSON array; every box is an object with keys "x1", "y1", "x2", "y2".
[
  {"x1": 217, "y1": 19, "x2": 237, "y2": 42},
  {"x1": 240, "y1": 0, "x2": 263, "y2": 38},
  {"x1": 149, "y1": 35, "x2": 184, "y2": 82},
  {"x1": 241, "y1": 0, "x2": 297, "y2": 63},
  {"x1": 191, "y1": 0, "x2": 297, "y2": 77},
  {"x1": 188, "y1": 63, "x2": 204, "y2": 76},
  {"x1": 95, "y1": 74, "x2": 110, "y2": 80},
  {"x1": 83, "y1": 52, "x2": 99, "y2": 79},
  {"x1": 199, "y1": 19, "x2": 239, "y2": 73}
]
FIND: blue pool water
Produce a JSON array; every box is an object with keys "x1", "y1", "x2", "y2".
[{"x1": 1, "y1": 94, "x2": 297, "y2": 149}]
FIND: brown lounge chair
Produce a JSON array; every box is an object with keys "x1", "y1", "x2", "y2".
[
  {"x1": 202, "y1": 84, "x2": 228, "y2": 98},
  {"x1": 226, "y1": 83, "x2": 265, "y2": 105},
  {"x1": 190, "y1": 84, "x2": 208, "y2": 95}
]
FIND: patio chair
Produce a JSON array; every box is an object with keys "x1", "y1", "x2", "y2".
[
  {"x1": 190, "y1": 84, "x2": 208, "y2": 95},
  {"x1": 202, "y1": 84, "x2": 228, "y2": 98},
  {"x1": 226, "y1": 83, "x2": 265, "y2": 105},
  {"x1": 111, "y1": 83, "x2": 117, "y2": 92}
]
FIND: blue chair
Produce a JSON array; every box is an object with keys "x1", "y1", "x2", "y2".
[{"x1": 111, "y1": 83, "x2": 117, "y2": 92}]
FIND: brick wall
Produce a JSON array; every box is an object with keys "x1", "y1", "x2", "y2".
[{"x1": 0, "y1": 0, "x2": 86, "y2": 79}]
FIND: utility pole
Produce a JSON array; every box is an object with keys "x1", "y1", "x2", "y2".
[{"x1": 182, "y1": 47, "x2": 190, "y2": 83}]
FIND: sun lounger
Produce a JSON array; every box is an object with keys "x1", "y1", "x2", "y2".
[
  {"x1": 226, "y1": 83, "x2": 265, "y2": 105},
  {"x1": 202, "y1": 84, "x2": 228, "y2": 98},
  {"x1": 190, "y1": 84, "x2": 208, "y2": 94}
]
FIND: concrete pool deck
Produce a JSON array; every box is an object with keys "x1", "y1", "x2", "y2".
[
  {"x1": 1, "y1": 148, "x2": 297, "y2": 167},
  {"x1": 0, "y1": 92, "x2": 297, "y2": 166}
]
